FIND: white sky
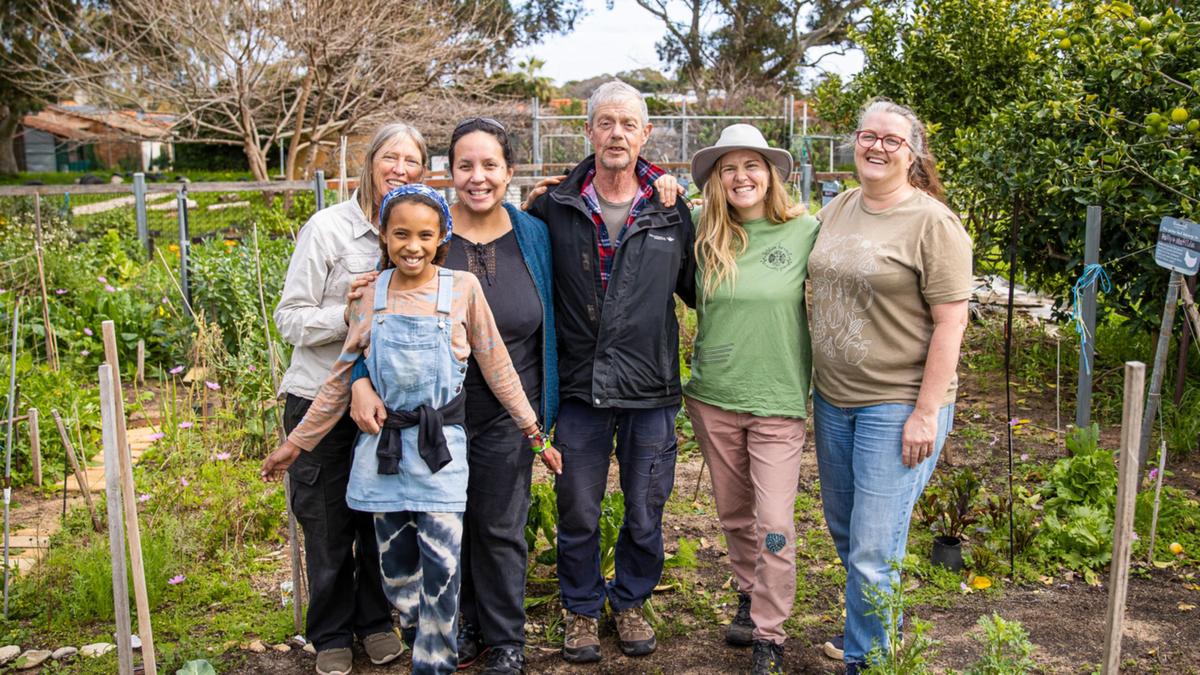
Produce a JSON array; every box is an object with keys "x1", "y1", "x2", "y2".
[{"x1": 514, "y1": 0, "x2": 864, "y2": 88}]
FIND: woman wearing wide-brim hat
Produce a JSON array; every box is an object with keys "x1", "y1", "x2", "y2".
[{"x1": 657, "y1": 123, "x2": 819, "y2": 675}]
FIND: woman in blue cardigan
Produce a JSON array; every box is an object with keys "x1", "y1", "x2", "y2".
[{"x1": 350, "y1": 117, "x2": 557, "y2": 675}]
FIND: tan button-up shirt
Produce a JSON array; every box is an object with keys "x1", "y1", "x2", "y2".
[{"x1": 275, "y1": 195, "x2": 381, "y2": 399}]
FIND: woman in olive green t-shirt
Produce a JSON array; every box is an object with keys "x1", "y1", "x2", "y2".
[{"x1": 657, "y1": 124, "x2": 818, "y2": 675}]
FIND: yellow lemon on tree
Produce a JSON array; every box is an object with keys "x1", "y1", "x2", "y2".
[
  {"x1": 1170, "y1": 542, "x2": 1184, "y2": 555},
  {"x1": 1059, "y1": 37, "x2": 1072, "y2": 49},
  {"x1": 1137, "y1": 16, "x2": 1154, "y2": 34},
  {"x1": 1170, "y1": 107, "x2": 1190, "y2": 124}
]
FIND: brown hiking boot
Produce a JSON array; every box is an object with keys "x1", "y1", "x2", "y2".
[
  {"x1": 562, "y1": 611, "x2": 601, "y2": 663},
  {"x1": 614, "y1": 605, "x2": 657, "y2": 656}
]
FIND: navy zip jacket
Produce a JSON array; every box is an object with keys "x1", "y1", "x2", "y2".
[{"x1": 529, "y1": 155, "x2": 696, "y2": 410}]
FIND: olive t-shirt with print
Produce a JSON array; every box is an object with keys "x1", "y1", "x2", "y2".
[
  {"x1": 683, "y1": 213, "x2": 820, "y2": 418},
  {"x1": 809, "y1": 187, "x2": 972, "y2": 408}
]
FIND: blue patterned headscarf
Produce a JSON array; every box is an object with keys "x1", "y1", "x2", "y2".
[{"x1": 378, "y1": 184, "x2": 454, "y2": 244}]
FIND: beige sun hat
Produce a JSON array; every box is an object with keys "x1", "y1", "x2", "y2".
[{"x1": 689, "y1": 124, "x2": 794, "y2": 189}]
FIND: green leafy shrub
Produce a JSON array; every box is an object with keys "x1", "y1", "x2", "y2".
[{"x1": 965, "y1": 613, "x2": 1038, "y2": 675}]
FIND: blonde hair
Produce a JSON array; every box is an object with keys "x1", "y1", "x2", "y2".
[
  {"x1": 695, "y1": 154, "x2": 805, "y2": 301},
  {"x1": 356, "y1": 122, "x2": 428, "y2": 223}
]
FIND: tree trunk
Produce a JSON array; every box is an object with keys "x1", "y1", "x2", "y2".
[
  {"x1": 285, "y1": 70, "x2": 314, "y2": 180},
  {"x1": 244, "y1": 140, "x2": 270, "y2": 181},
  {"x1": 0, "y1": 106, "x2": 22, "y2": 175}
]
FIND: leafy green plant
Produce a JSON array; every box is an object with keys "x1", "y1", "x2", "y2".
[
  {"x1": 862, "y1": 565, "x2": 938, "y2": 675},
  {"x1": 918, "y1": 467, "x2": 982, "y2": 540},
  {"x1": 964, "y1": 613, "x2": 1038, "y2": 675}
]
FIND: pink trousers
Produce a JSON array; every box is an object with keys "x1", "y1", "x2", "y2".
[{"x1": 685, "y1": 396, "x2": 806, "y2": 644}]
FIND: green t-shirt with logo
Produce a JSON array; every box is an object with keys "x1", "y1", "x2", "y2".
[{"x1": 683, "y1": 213, "x2": 820, "y2": 418}]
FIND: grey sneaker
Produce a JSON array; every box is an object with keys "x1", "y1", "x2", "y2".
[
  {"x1": 726, "y1": 592, "x2": 755, "y2": 647},
  {"x1": 613, "y1": 605, "x2": 656, "y2": 656},
  {"x1": 315, "y1": 647, "x2": 353, "y2": 675},
  {"x1": 362, "y1": 630, "x2": 404, "y2": 665},
  {"x1": 561, "y1": 611, "x2": 601, "y2": 663}
]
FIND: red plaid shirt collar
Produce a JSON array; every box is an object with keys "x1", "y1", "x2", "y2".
[{"x1": 580, "y1": 157, "x2": 665, "y2": 290}]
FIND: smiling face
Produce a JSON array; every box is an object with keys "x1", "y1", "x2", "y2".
[
  {"x1": 451, "y1": 130, "x2": 515, "y2": 214},
  {"x1": 717, "y1": 149, "x2": 771, "y2": 221},
  {"x1": 586, "y1": 98, "x2": 652, "y2": 173},
  {"x1": 383, "y1": 200, "x2": 442, "y2": 283},
  {"x1": 854, "y1": 110, "x2": 915, "y2": 189},
  {"x1": 372, "y1": 134, "x2": 425, "y2": 199}
]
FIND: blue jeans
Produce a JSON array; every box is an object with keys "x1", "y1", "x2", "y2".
[
  {"x1": 554, "y1": 399, "x2": 679, "y2": 617},
  {"x1": 812, "y1": 391, "x2": 953, "y2": 664}
]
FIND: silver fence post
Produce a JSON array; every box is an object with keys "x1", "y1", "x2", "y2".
[
  {"x1": 314, "y1": 169, "x2": 326, "y2": 211},
  {"x1": 532, "y1": 97, "x2": 542, "y2": 170},
  {"x1": 177, "y1": 188, "x2": 191, "y2": 317},
  {"x1": 801, "y1": 163, "x2": 813, "y2": 207},
  {"x1": 1074, "y1": 205, "x2": 1102, "y2": 429},
  {"x1": 133, "y1": 173, "x2": 149, "y2": 255}
]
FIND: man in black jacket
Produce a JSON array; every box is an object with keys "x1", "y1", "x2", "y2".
[{"x1": 528, "y1": 81, "x2": 696, "y2": 665}]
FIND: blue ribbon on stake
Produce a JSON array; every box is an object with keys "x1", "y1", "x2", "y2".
[{"x1": 1071, "y1": 263, "x2": 1112, "y2": 375}]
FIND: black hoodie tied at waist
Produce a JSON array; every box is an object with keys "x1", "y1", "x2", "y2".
[{"x1": 376, "y1": 392, "x2": 466, "y2": 475}]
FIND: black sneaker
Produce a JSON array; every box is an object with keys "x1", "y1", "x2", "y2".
[
  {"x1": 456, "y1": 619, "x2": 488, "y2": 669},
  {"x1": 822, "y1": 634, "x2": 844, "y2": 661},
  {"x1": 481, "y1": 646, "x2": 525, "y2": 674},
  {"x1": 751, "y1": 639, "x2": 785, "y2": 675},
  {"x1": 726, "y1": 592, "x2": 755, "y2": 647}
]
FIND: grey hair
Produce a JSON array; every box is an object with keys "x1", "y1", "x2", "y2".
[
  {"x1": 356, "y1": 122, "x2": 428, "y2": 223},
  {"x1": 849, "y1": 97, "x2": 944, "y2": 201},
  {"x1": 587, "y1": 81, "x2": 648, "y2": 126}
]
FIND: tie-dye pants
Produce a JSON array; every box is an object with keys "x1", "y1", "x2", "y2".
[{"x1": 375, "y1": 511, "x2": 464, "y2": 675}]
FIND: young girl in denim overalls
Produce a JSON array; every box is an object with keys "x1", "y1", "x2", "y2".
[{"x1": 263, "y1": 184, "x2": 561, "y2": 675}]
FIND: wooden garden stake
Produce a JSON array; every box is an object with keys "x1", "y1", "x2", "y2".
[
  {"x1": 136, "y1": 340, "x2": 145, "y2": 385},
  {"x1": 2, "y1": 299, "x2": 20, "y2": 618},
  {"x1": 1146, "y1": 439, "x2": 1167, "y2": 565},
  {"x1": 99, "y1": 364, "x2": 135, "y2": 675},
  {"x1": 28, "y1": 407, "x2": 40, "y2": 487},
  {"x1": 1101, "y1": 361, "x2": 1145, "y2": 675},
  {"x1": 101, "y1": 321, "x2": 157, "y2": 675},
  {"x1": 33, "y1": 195, "x2": 59, "y2": 372},
  {"x1": 252, "y1": 223, "x2": 305, "y2": 633},
  {"x1": 51, "y1": 409, "x2": 102, "y2": 532},
  {"x1": 1136, "y1": 272, "x2": 1181, "y2": 473},
  {"x1": 1181, "y1": 283, "x2": 1200, "y2": 353},
  {"x1": 1075, "y1": 206, "x2": 1101, "y2": 430}
]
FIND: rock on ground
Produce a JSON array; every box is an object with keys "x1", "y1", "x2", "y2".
[
  {"x1": 80, "y1": 642, "x2": 116, "y2": 657},
  {"x1": 51, "y1": 646, "x2": 78, "y2": 659},
  {"x1": 0, "y1": 645, "x2": 19, "y2": 663},
  {"x1": 15, "y1": 649, "x2": 51, "y2": 669}
]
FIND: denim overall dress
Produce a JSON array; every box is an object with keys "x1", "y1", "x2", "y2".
[
  {"x1": 344, "y1": 267, "x2": 471, "y2": 513},
  {"x1": 348, "y1": 267, "x2": 470, "y2": 674}
]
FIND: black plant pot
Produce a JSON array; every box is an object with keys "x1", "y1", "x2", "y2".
[{"x1": 931, "y1": 535, "x2": 964, "y2": 571}]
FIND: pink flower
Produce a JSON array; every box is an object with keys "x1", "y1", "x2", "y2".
[
  {"x1": 55, "y1": 289, "x2": 67, "y2": 295},
  {"x1": 83, "y1": 327, "x2": 93, "y2": 336},
  {"x1": 1020, "y1": 453, "x2": 1029, "y2": 462},
  {"x1": 138, "y1": 493, "x2": 151, "y2": 503},
  {"x1": 80, "y1": 350, "x2": 90, "y2": 357},
  {"x1": 169, "y1": 365, "x2": 184, "y2": 375},
  {"x1": 168, "y1": 574, "x2": 185, "y2": 585},
  {"x1": 147, "y1": 432, "x2": 165, "y2": 442},
  {"x1": 104, "y1": 284, "x2": 116, "y2": 293},
  {"x1": 97, "y1": 275, "x2": 107, "y2": 283},
  {"x1": 161, "y1": 296, "x2": 168, "y2": 304},
  {"x1": 248, "y1": 364, "x2": 256, "y2": 372},
  {"x1": 1131, "y1": 531, "x2": 1139, "y2": 541},
  {"x1": 1149, "y1": 468, "x2": 1159, "y2": 481},
  {"x1": 179, "y1": 477, "x2": 189, "y2": 487},
  {"x1": 215, "y1": 452, "x2": 231, "y2": 461},
  {"x1": 178, "y1": 421, "x2": 194, "y2": 429},
  {"x1": 205, "y1": 381, "x2": 220, "y2": 391},
  {"x1": 1008, "y1": 418, "x2": 1020, "y2": 427}
]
